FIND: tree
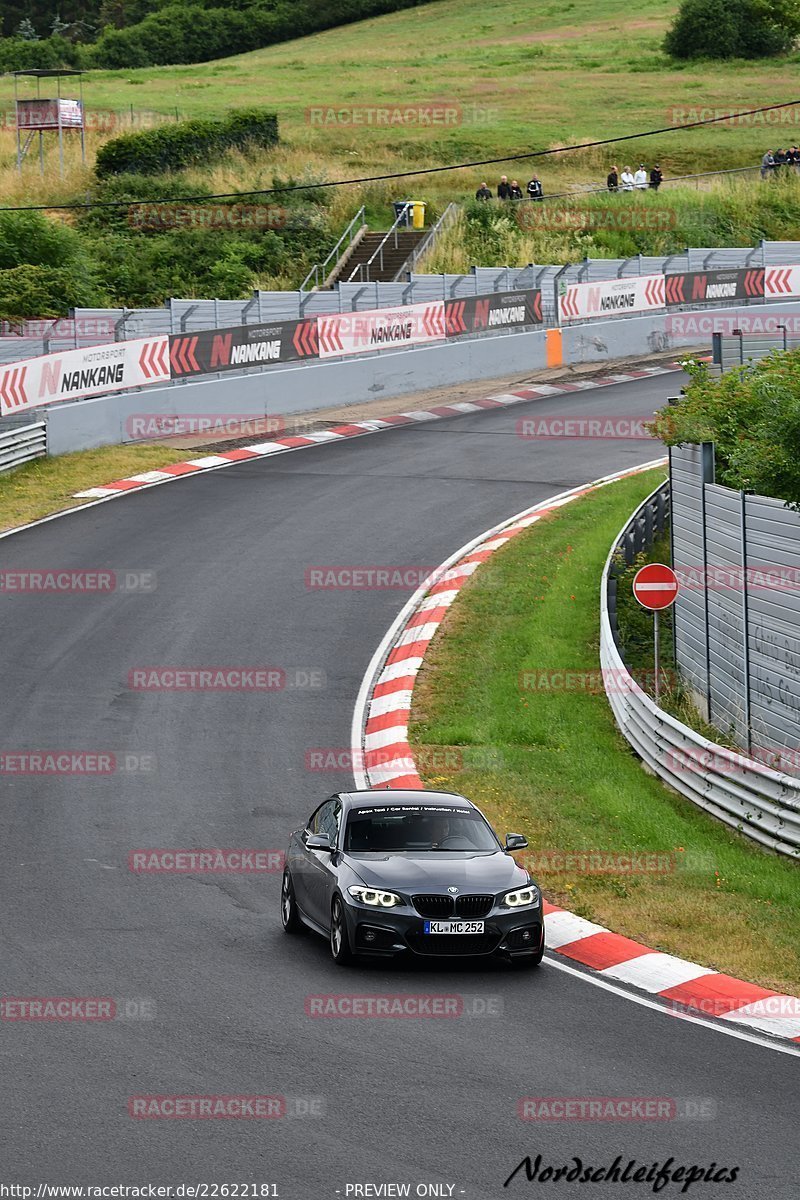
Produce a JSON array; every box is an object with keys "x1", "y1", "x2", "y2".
[
  {"x1": 16, "y1": 18, "x2": 40, "y2": 39},
  {"x1": 664, "y1": 0, "x2": 800, "y2": 59}
]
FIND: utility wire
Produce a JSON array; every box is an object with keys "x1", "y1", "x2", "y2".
[{"x1": 2, "y1": 99, "x2": 797, "y2": 213}]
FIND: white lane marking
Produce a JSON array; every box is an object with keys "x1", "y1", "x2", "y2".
[
  {"x1": 363, "y1": 725, "x2": 410, "y2": 752},
  {"x1": 375, "y1": 657, "x2": 425, "y2": 686},
  {"x1": 600, "y1": 952, "x2": 716, "y2": 992},
  {"x1": 368, "y1": 691, "x2": 414, "y2": 719},
  {"x1": 126, "y1": 470, "x2": 180, "y2": 484},
  {"x1": 544, "y1": 956, "x2": 800, "y2": 1058},
  {"x1": 395, "y1": 622, "x2": 438, "y2": 648}
]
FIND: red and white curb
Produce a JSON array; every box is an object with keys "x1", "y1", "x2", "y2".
[
  {"x1": 351, "y1": 463, "x2": 800, "y2": 1047},
  {"x1": 72, "y1": 364, "x2": 684, "y2": 501}
]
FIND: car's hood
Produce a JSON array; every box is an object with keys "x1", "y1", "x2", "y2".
[{"x1": 345, "y1": 850, "x2": 529, "y2": 893}]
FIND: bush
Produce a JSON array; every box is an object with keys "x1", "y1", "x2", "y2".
[
  {"x1": 649, "y1": 356, "x2": 800, "y2": 507},
  {"x1": 0, "y1": 34, "x2": 84, "y2": 71},
  {"x1": 664, "y1": 0, "x2": 800, "y2": 59},
  {"x1": 94, "y1": 108, "x2": 278, "y2": 177},
  {"x1": 89, "y1": 0, "x2": 432, "y2": 68},
  {"x1": 0, "y1": 264, "x2": 102, "y2": 322},
  {"x1": 0, "y1": 210, "x2": 86, "y2": 270}
]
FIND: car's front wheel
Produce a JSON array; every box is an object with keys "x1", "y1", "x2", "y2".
[
  {"x1": 281, "y1": 869, "x2": 303, "y2": 934},
  {"x1": 329, "y1": 895, "x2": 354, "y2": 965}
]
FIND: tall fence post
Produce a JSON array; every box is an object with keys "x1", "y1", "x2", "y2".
[
  {"x1": 700, "y1": 442, "x2": 715, "y2": 722},
  {"x1": 740, "y1": 491, "x2": 752, "y2": 751}
]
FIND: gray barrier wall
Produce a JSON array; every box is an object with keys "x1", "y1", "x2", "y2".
[
  {"x1": 46, "y1": 323, "x2": 550, "y2": 455},
  {"x1": 45, "y1": 300, "x2": 800, "y2": 456},
  {"x1": 671, "y1": 444, "x2": 800, "y2": 771}
]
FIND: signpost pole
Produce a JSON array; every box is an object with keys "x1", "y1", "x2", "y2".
[{"x1": 654, "y1": 610, "x2": 660, "y2": 705}]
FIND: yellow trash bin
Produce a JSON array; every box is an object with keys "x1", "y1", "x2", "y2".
[{"x1": 411, "y1": 201, "x2": 426, "y2": 229}]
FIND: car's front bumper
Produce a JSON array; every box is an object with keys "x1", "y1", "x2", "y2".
[{"x1": 343, "y1": 903, "x2": 544, "y2": 961}]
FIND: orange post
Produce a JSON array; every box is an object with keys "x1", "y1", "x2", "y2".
[{"x1": 545, "y1": 327, "x2": 563, "y2": 368}]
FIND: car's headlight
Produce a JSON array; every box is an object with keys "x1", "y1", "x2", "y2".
[
  {"x1": 501, "y1": 884, "x2": 541, "y2": 909},
  {"x1": 348, "y1": 885, "x2": 402, "y2": 908}
]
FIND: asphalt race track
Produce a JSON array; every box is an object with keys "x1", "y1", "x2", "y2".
[{"x1": 1, "y1": 373, "x2": 797, "y2": 1199}]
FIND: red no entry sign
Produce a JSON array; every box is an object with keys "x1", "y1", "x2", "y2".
[{"x1": 632, "y1": 563, "x2": 679, "y2": 611}]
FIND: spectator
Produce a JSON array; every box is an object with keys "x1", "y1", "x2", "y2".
[
  {"x1": 761, "y1": 149, "x2": 775, "y2": 178},
  {"x1": 790, "y1": 147, "x2": 800, "y2": 173},
  {"x1": 649, "y1": 163, "x2": 663, "y2": 190},
  {"x1": 634, "y1": 164, "x2": 648, "y2": 190},
  {"x1": 526, "y1": 174, "x2": 544, "y2": 201},
  {"x1": 621, "y1": 166, "x2": 635, "y2": 191},
  {"x1": 606, "y1": 165, "x2": 619, "y2": 192},
  {"x1": 475, "y1": 182, "x2": 493, "y2": 200},
  {"x1": 510, "y1": 179, "x2": 524, "y2": 200},
  {"x1": 497, "y1": 175, "x2": 513, "y2": 200},
  {"x1": 774, "y1": 148, "x2": 788, "y2": 171}
]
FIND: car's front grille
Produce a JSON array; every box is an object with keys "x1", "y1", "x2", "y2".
[
  {"x1": 456, "y1": 894, "x2": 494, "y2": 918},
  {"x1": 413, "y1": 893, "x2": 496, "y2": 918},
  {"x1": 412, "y1": 894, "x2": 454, "y2": 918},
  {"x1": 406, "y1": 932, "x2": 502, "y2": 957}
]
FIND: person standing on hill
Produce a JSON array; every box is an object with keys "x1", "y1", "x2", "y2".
[
  {"x1": 761, "y1": 149, "x2": 775, "y2": 178},
  {"x1": 606, "y1": 166, "x2": 619, "y2": 192},
  {"x1": 509, "y1": 180, "x2": 523, "y2": 200},
  {"x1": 634, "y1": 164, "x2": 648, "y2": 190},
  {"x1": 621, "y1": 166, "x2": 635, "y2": 191},
  {"x1": 475, "y1": 182, "x2": 493, "y2": 200},
  {"x1": 649, "y1": 163, "x2": 663, "y2": 190},
  {"x1": 497, "y1": 175, "x2": 513, "y2": 200},
  {"x1": 526, "y1": 174, "x2": 544, "y2": 201}
]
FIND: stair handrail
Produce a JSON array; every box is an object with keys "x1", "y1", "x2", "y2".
[
  {"x1": 397, "y1": 202, "x2": 459, "y2": 280},
  {"x1": 345, "y1": 203, "x2": 414, "y2": 284},
  {"x1": 300, "y1": 205, "x2": 367, "y2": 292}
]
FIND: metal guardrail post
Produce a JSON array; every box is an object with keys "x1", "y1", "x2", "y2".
[{"x1": 700, "y1": 441, "x2": 715, "y2": 722}]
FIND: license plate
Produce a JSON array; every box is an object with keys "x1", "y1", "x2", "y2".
[{"x1": 423, "y1": 920, "x2": 484, "y2": 934}]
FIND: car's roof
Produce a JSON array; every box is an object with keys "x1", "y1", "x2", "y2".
[{"x1": 339, "y1": 789, "x2": 473, "y2": 811}]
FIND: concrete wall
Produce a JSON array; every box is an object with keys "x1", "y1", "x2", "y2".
[{"x1": 45, "y1": 301, "x2": 800, "y2": 456}]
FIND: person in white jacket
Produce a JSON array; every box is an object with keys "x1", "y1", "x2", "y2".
[
  {"x1": 633, "y1": 164, "x2": 648, "y2": 190},
  {"x1": 621, "y1": 166, "x2": 635, "y2": 191}
]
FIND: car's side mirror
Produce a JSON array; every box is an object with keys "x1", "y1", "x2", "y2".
[
  {"x1": 505, "y1": 833, "x2": 528, "y2": 851},
  {"x1": 306, "y1": 833, "x2": 334, "y2": 852}
]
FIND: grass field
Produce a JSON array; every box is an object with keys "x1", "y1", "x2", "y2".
[
  {"x1": 409, "y1": 469, "x2": 800, "y2": 994},
  {"x1": 1, "y1": 0, "x2": 799, "y2": 211}
]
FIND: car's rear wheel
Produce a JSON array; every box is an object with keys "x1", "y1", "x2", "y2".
[
  {"x1": 330, "y1": 896, "x2": 354, "y2": 965},
  {"x1": 281, "y1": 869, "x2": 303, "y2": 934}
]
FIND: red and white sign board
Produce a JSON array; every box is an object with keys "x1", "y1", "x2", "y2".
[
  {"x1": 317, "y1": 301, "x2": 446, "y2": 359},
  {"x1": 559, "y1": 274, "x2": 665, "y2": 322},
  {"x1": 16, "y1": 98, "x2": 83, "y2": 130},
  {"x1": 0, "y1": 336, "x2": 169, "y2": 417},
  {"x1": 632, "y1": 562, "x2": 680, "y2": 611},
  {"x1": 765, "y1": 265, "x2": 800, "y2": 299}
]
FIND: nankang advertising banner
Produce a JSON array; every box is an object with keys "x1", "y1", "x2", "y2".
[
  {"x1": 664, "y1": 269, "x2": 764, "y2": 307},
  {"x1": 168, "y1": 318, "x2": 319, "y2": 379},
  {"x1": 0, "y1": 336, "x2": 169, "y2": 416},
  {"x1": 317, "y1": 301, "x2": 446, "y2": 359},
  {"x1": 559, "y1": 275, "x2": 665, "y2": 322},
  {"x1": 445, "y1": 290, "x2": 542, "y2": 334}
]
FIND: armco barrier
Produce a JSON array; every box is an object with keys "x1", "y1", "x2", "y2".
[
  {"x1": 0, "y1": 421, "x2": 46, "y2": 474},
  {"x1": 601, "y1": 483, "x2": 800, "y2": 858}
]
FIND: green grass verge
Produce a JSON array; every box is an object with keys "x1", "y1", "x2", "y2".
[
  {"x1": 0, "y1": 445, "x2": 183, "y2": 533},
  {"x1": 409, "y1": 468, "x2": 800, "y2": 994}
]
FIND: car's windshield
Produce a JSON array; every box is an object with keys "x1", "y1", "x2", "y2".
[{"x1": 344, "y1": 804, "x2": 500, "y2": 852}]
